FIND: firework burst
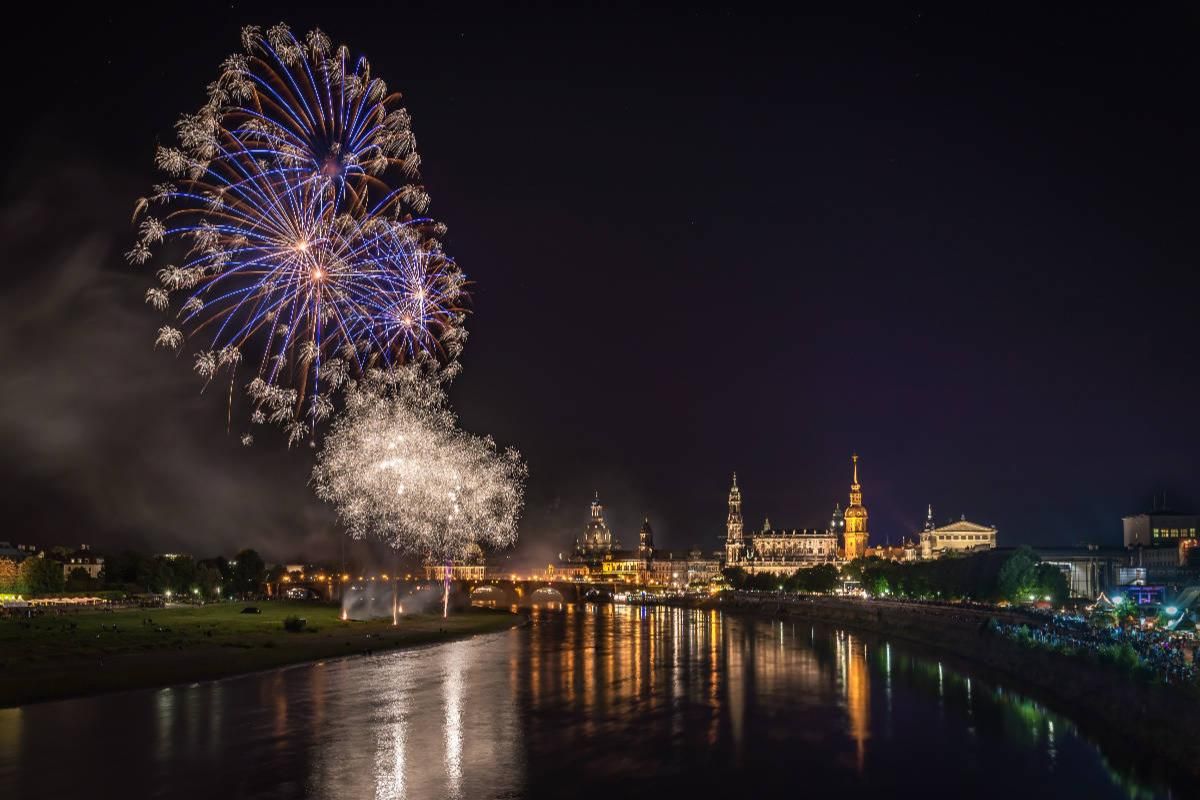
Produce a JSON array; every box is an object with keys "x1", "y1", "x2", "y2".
[
  {"x1": 130, "y1": 24, "x2": 465, "y2": 444},
  {"x1": 312, "y1": 373, "x2": 526, "y2": 604}
]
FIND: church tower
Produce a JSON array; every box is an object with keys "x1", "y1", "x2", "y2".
[
  {"x1": 725, "y1": 472, "x2": 744, "y2": 565},
  {"x1": 843, "y1": 455, "x2": 869, "y2": 560},
  {"x1": 638, "y1": 516, "x2": 655, "y2": 558}
]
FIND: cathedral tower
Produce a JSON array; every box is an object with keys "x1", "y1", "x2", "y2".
[
  {"x1": 843, "y1": 455, "x2": 869, "y2": 560},
  {"x1": 725, "y1": 472, "x2": 744, "y2": 565},
  {"x1": 638, "y1": 516, "x2": 655, "y2": 558}
]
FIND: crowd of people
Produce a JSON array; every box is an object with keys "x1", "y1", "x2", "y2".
[{"x1": 992, "y1": 613, "x2": 1196, "y2": 685}]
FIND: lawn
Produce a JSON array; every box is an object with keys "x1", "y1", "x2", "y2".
[{"x1": 0, "y1": 601, "x2": 521, "y2": 707}]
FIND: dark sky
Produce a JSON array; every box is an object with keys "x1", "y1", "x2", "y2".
[{"x1": 3, "y1": 5, "x2": 1200, "y2": 563}]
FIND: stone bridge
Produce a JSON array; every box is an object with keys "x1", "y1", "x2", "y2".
[{"x1": 463, "y1": 579, "x2": 641, "y2": 609}]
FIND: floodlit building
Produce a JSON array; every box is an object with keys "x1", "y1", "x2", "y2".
[
  {"x1": 576, "y1": 492, "x2": 620, "y2": 557},
  {"x1": 918, "y1": 508, "x2": 998, "y2": 559},
  {"x1": 1122, "y1": 507, "x2": 1199, "y2": 549},
  {"x1": 62, "y1": 544, "x2": 105, "y2": 579},
  {"x1": 722, "y1": 473, "x2": 839, "y2": 576},
  {"x1": 560, "y1": 494, "x2": 650, "y2": 584},
  {"x1": 559, "y1": 496, "x2": 721, "y2": 587},
  {"x1": 423, "y1": 542, "x2": 488, "y2": 581}
]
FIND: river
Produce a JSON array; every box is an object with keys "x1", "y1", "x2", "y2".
[{"x1": 0, "y1": 605, "x2": 1178, "y2": 798}]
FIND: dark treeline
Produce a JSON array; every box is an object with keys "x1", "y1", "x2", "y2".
[
  {"x1": 0, "y1": 548, "x2": 270, "y2": 597},
  {"x1": 723, "y1": 547, "x2": 1069, "y2": 605},
  {"x1": 845, "y1": 546, "x2": 1069, "y2": 604},
  {"x1": 724, "y1": 563, "x2": 840, "y2": 594},
  {"x1": 102, "y1": 549, "x2": 267, "y2": 597}
]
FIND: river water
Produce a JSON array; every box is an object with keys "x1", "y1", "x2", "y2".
[{"x1": 0, "y1": 605, "x2": 1178, "y2": 798}]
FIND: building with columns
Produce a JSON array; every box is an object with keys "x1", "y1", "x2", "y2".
[
  {"x1": 918, "y1": 506, "x2": 997, "y2": 559},
  {"x1": 843, "y1": 454, "x2": 870, "y2": 560}
]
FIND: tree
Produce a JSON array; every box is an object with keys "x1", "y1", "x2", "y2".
[
  {"x1": 997, "y1": 546, "x2": 1040, "y2": 602},
  {"x1": 722, "y1": 567, "x2": 749, "y2": 590},
  {"x1": 0, "y1": 558, "x2": 18, "y2": 593},
  {"x1": 232, "y1": 549, "x2": 266, "y2": 595},
  {"x1": 786, "y1": 564, "x2": 840, "y2": 594},
  {"x1": 164, "y1": 556, "x2": 196, "y2": 594},
  {"x1": 65, "y1": 567, "x2": 97, "y2": 592},
  {"x1": 1029, "y1": 563, "x2": 1069, "y2": 605},
  {"x1": 195, "y1": 564, "x2": 222, "y2": 598},
  {"x1": 18, "y1": 558, "x2": 65, "y2": 595}
]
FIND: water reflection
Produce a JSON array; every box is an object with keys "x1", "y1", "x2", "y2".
[{"x1": 0, "y1": 607, "x2": 1176, "y2": 799}]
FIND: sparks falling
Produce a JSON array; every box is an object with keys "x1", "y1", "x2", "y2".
[
  {"x1": 129, "y1": 23, "x2": 466, "y2": 445},
  {"x1": 312, "y1": 372, "x2": 526, "y2": 615}
]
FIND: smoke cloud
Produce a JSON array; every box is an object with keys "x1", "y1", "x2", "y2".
[{"x1": 0, "y1": 160, "x2": 337, "y2": 560}]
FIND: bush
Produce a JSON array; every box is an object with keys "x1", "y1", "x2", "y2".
[{"x1": 282, "y1": 616, "x2": 307, "y2": 633}]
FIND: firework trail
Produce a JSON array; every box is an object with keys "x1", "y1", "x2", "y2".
[
  {"x1": 129, "y1": 24, "x2": 466, "y2": 445},
  {"x1": 312, "y1": 369, "x2": 527, "y2": 615}
]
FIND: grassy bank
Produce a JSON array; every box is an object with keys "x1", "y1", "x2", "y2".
[{"x1": 0, "y1": 601, "x2": 521, "y2": 708}]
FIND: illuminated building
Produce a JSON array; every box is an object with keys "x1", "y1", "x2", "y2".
[
  {"x1": 423, "y1": 542, "x2": 488, "y2": 581},
  {"x1": 649, "y1": 548, "x2": 722, "y2": 589},
  {"x1": 1122, "y1": 498, "x2": 1199, "y2": 548},
  {"x1": 561, "y1": 493, "x2": 647, "y2": 583},
  {"x1": 722, "y1": 473, "x2": 839, "y2": 575},
  {"x1": 560, "y1": 495, "x2": 720, "y2": 587},
  {"x1": 62, "y1": 545, "x2": 105, "y2": 579},
  {"x1": 918, "y1": 509, "x2": 997, "y2": 559},
  {"x1": 575, "y1": 492, "x2": 620, "y2": 556},
  {"x1": 724, "y1": 473, "x2": 745, "y2": 565},
  {"x1": 842, "y1": 454, "x2": 869, "y2": 561}
]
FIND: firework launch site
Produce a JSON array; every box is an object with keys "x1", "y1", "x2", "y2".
[{"x1": 0, "y1": 601, "x2": 519, "y2": 708}]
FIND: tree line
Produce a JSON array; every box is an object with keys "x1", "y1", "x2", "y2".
[
  {"x1": 722, "y1": 547, "x2": 1069, "y2": 605},
  {"x1": 0, "y1": 549, "x2": 269, "y2": 597}
]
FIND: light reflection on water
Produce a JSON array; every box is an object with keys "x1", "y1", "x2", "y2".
[{"x1": 0, "y1": 606, "x2": 1175, "y2": 799}]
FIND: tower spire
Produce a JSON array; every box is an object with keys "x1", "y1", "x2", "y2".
[
  {"x1": 843, "y1": 454, "x2": 869, "y2": 560},
  {"x1": 725, "y1": 471, "x2": 745, "y2": 565}
]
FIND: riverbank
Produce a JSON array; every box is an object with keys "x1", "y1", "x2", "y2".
[
  {"x1": 0, "y1": 601, "x2": 521, "y2": 708},
  {"x1": 709, "y1": 593, "x2": 1200, "y2": 782}
]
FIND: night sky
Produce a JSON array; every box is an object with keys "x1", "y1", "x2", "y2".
[{"x1": 3, "y1": 5, "x2": 1199, "y2": 564}]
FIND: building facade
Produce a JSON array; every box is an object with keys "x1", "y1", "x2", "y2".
[
  {"x1": 1122, "y1": 510, "x2": 1200, "y2": 548},
  {"x1": 722, "y1": 474, "x2": 839, "y2": 576},
  {"x1": 918, "y1": 511, "x2": 998, "y2": 559}
]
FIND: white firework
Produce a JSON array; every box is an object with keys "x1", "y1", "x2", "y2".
[{"x1": 312, "y1": 378, "x2": 526, "y2": 572}]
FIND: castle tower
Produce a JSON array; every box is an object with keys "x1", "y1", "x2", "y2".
[
  {"x1": 725, "y1": 472, "x2": 744, "y2": 565},
  {"x1": 843, "y1": 455, "x2": 869, "y2": 560},
  {"x1": 638, "y1": 516, "x2": 655, "y2": 558},
  {"x1": 831, "y1": 503, "x2": 845, "y2": 538}
]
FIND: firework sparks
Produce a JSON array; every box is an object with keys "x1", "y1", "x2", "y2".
[
  {"x1": 312, "y1": 372, "x2": 526, "y2": 614},
  {"x1": 130, "y1": 24, "x2": 465, "y2": 442}
]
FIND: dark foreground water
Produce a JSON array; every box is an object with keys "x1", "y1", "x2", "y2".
[{"x1": 0, "y1": 605, "x2": 1179, "y2": 799}]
